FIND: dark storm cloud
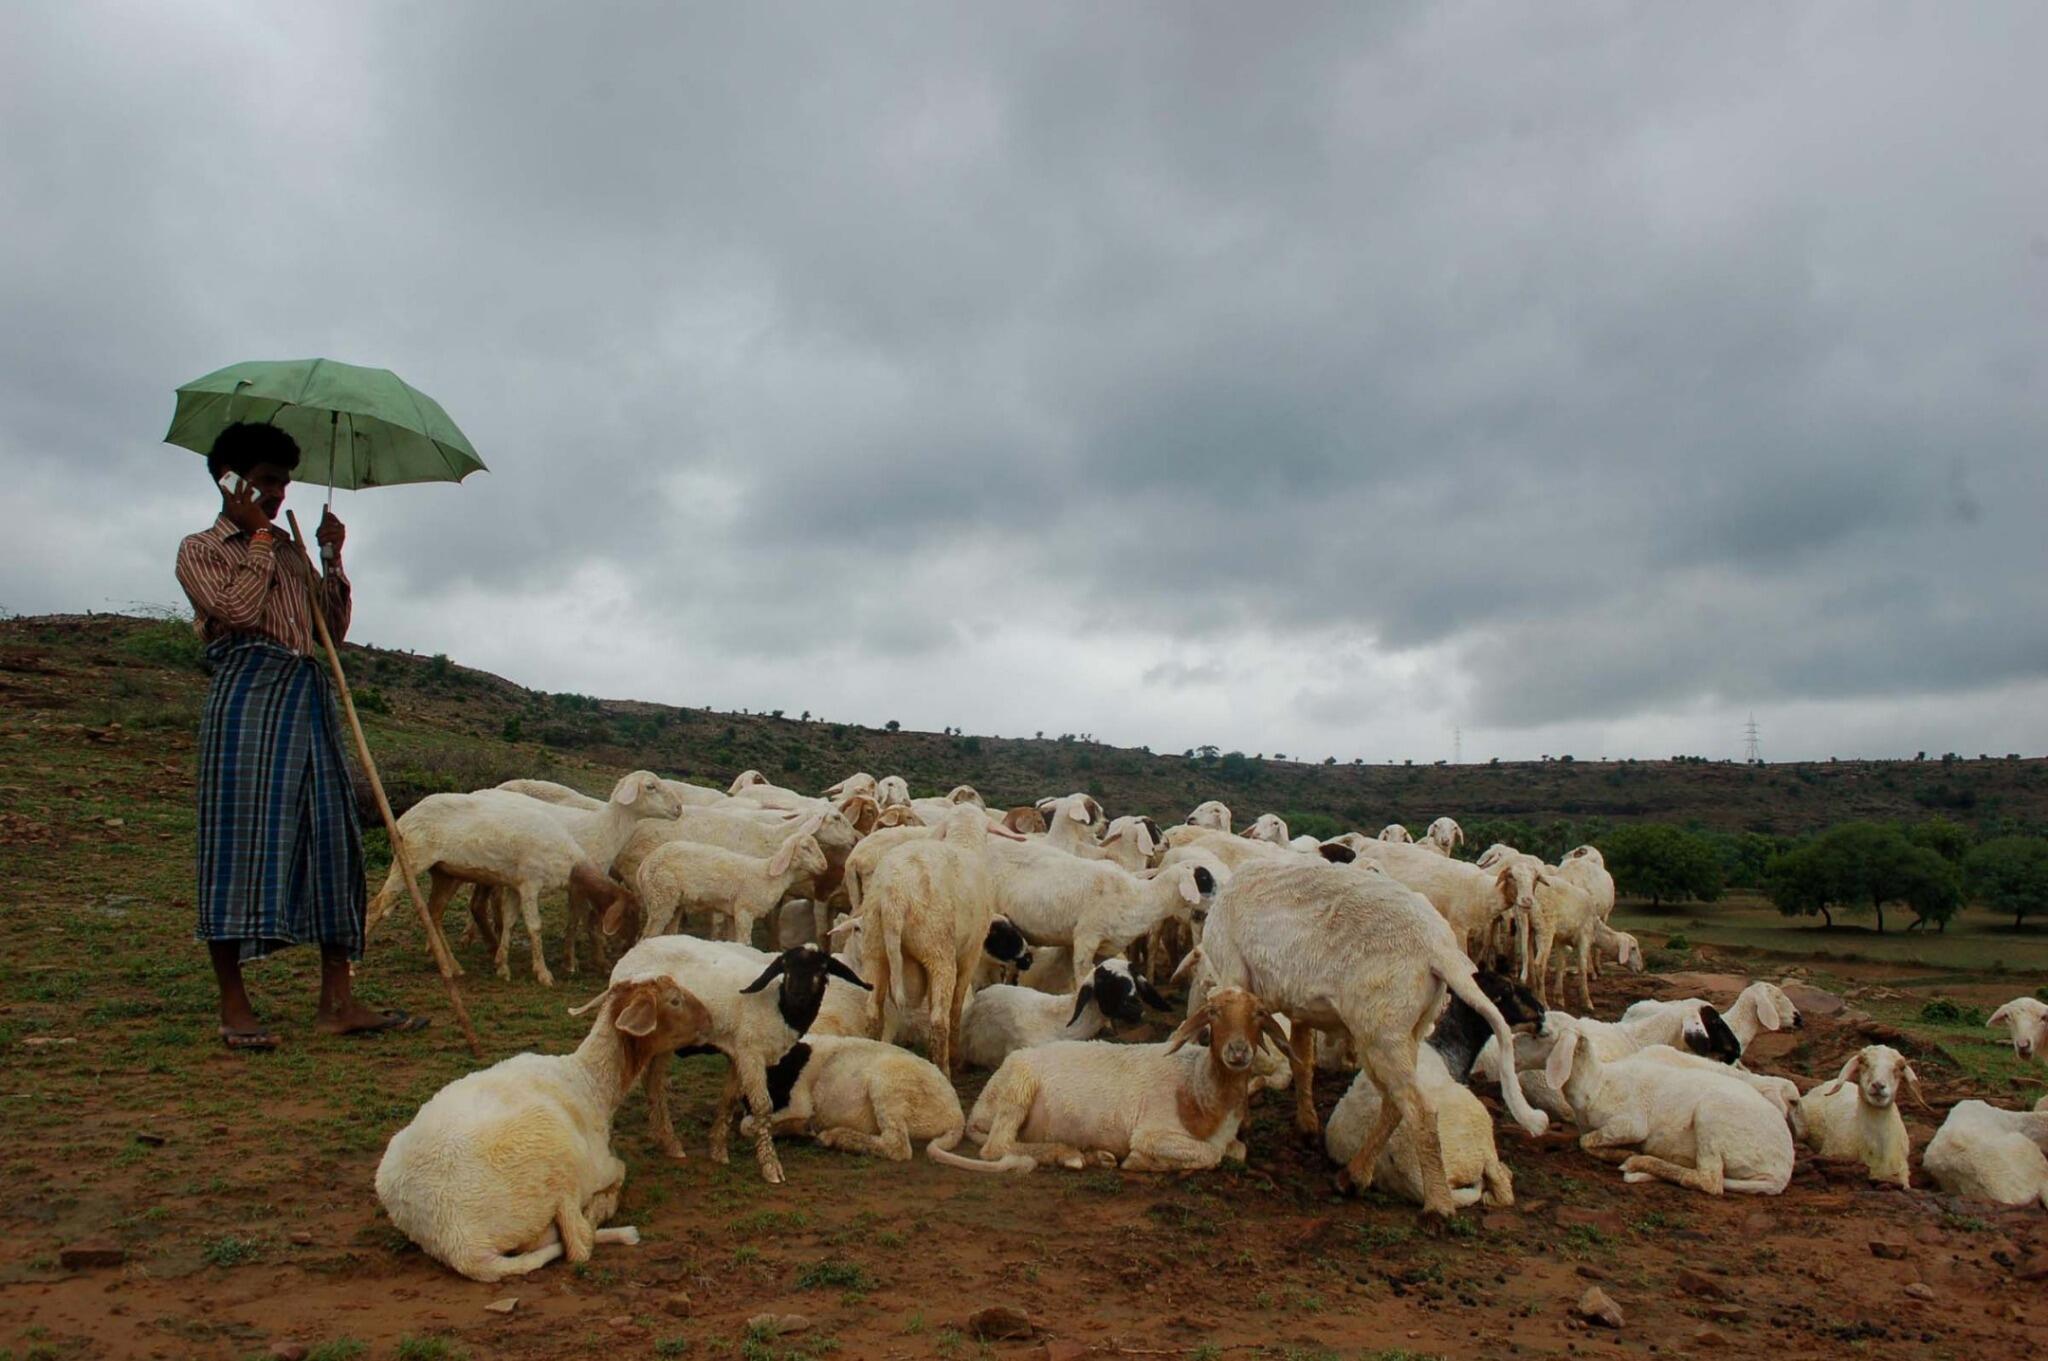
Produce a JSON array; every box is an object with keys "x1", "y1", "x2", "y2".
[{"x1": 2, "y1": 0, "x2": 2045, "y2": 759}]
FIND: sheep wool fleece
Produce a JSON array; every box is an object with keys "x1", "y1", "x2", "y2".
[{"x1": 195, "y1": 636, "x2": 365, "y2": 961}]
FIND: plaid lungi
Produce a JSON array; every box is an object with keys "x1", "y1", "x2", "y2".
[{"x1": 195, "y1": 636, "x2": 365, "y2": 961}]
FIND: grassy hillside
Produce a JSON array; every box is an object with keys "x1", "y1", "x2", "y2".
[{"x1": 6, "y1": 611, "x2": 2048, "y2": 842}]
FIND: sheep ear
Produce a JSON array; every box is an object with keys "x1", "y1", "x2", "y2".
[
  {"x1": 1067, "y1": 801, "x2": 1090, "y2": 824},
  {"x1": 1068, "y1": 984, "x2": 1096, "y2": 1027},
  {"x1": 1988, "y1": 1002, "x2": 2016, "y2": 1030},
  {"x1": 614, "y1": 990, "x2": 659, "y2": 1037},
  {"x1": 1135, "y1": 977, "x2": 1169, "y2": 1011},
  {"x1": 600, "y1": 896, "x2": 632, "y2": 937},
  {"x1": 1754, "y1": 989, "x2": 1783, "y2": 1031},
  {"x1": 1178, "y1": 869, "x2": 1204, "y2": 906},
  {"x1": 615, "y1": 775, "x2": 641, "y2": 807},
  {"x1": 1903, "y1": 1064, "x2": 1931, "y2": 1111},
  {"x1": 1163, "y1": 1007, "x2": 1211, "y2": 1054},
  {"x1": 1319, "y1": 842, "x2": 1356, "y2": 863},
  {"x1": 1544, "y1": 1026, "x2": 1579, "y2": 1092},
  {"x1": 827, "y1": 916, "x2": 860, "y2": 944},
  {"x1": 1839, "y1": 1051, "x2": 1864, "y2": 1084},
  {"x1": 567, "y1": 985, "x2": 614, "y2": 1017},
  {"x1": 1168, "y1": 947, "x2": 1203, "y2": 986},
  {"x1": 825, "y1": 956, "x2": 871, "y2": 991},
  {"x1": 1101, "y1": 831, "x2": 1124, "y2": 847},
  {"x1": 741, "y1": 957, "x2": 787, "y2": 994},
  {"x1": 1258, "y1": 1014, "x2": 1290, "y2": 1057},
  {"x1": 768, "y1": 835, "x2": 799, "y2": 877}
]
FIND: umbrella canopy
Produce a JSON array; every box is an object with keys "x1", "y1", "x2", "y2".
[{"x1": 164, "y1": 358, "x2": 486, "y2": 490}]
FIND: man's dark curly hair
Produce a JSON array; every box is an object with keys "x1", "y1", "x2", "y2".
[{"x1": 207, "y1": 422, "x2": 301, "y2": 480}]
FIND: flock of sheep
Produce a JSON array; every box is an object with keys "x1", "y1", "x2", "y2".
[{"x1": 364, "y1": 768, "x2": 2048, "y2": 1284}]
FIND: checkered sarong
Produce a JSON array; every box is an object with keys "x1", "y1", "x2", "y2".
[{"x1": 195, "y1": 636, "x2": 365, "y2": 961}]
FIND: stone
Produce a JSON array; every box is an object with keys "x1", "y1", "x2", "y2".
[
  {"x1": 289, "y1": 1231, "x2": 314, "y2": 1247},
  {"x1": 1674, "y1": 1268, "x2": 1729, "y2": 1300},
  {"x1": 1707, "y1": 1305, "x2": 1748, "y2": 1324},
  {"x1": 969, "y1": 1305, "x2": 1037, "y2": 1340},
  {"x1": 1779, "y1": 981, "x2": 1845, "y2": 1017},
  {"x1": 267, "y1": 1345, "x2": 307, "y2": 1361},
  {"x1": 2016, "y1": 1251, "x2": 2048, "y2": 1282},
  {"x1": 1869, "y1": 1240, "x2": 1912, "y2": 1260},
  {"x1": 103, "y1": 817, "x2": 125, "y2": 828},
  {"x1": 661, "y1": 1292, "x2": 693, "y2": 1318},
  {"x1": 484, "y1": 1298, "x2": 518, "y2": 1315},
  {"x1": 1741, "y1": 1211, "x2": 1775, "y2": 1235},
  {"x1": 1575, "y1": 1265, "x2": 1607, "y2": 1281},
  {"x1": 59, "y1": 1239, "x2": 126, "y2": 1270},
  {"x1": 1904, "y1": 1283, "x2": 1935, "y2": 1301},
  {"x1": 747, "y1": 1314, "x2": 811, "y2": 1336},
  {"x1": 134, "y1": 1131, "x2": 168, "y2": 1147},
  {"x1": 1577, "y1": 1286, "x2": 1624, "y2": 1329},
  {"x1": 1693, "y1": 1327, "x2": 1731, "y2": 1346},
  {"x1": 1043, "y1": 1342, "x2": 1090, "y2": 1361}
]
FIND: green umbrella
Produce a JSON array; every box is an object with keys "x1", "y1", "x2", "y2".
[{"x1": 164, "y1": 357, "x2": 487, "y2": 490}]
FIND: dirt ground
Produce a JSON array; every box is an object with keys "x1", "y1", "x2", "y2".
[{"x1": 3, "y1": 624, "x2": 2046, "y2": 1361}]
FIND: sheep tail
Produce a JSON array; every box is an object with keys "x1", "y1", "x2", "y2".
[
  {"x1": 884, "y1": 915, "x2": 909, "y2": 1013},
  {"x1": 1437, "y1": 959, "x2": 1550, "y2": 1138},
  {"x1": 925, "y1": 1125, "x2": 1034, "y2": 1174}
]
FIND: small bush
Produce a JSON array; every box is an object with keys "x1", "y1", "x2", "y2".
[
  {"x1": 795, "y1": 1258, "x2": 876, "y2": 1292},
  {"x1": 202, "y1": 1235, "x2": 262, "y2": 1267},
  {"x1": 353, "y1": 686, "x2": 390, "y2": 715},
  {"x1": 395, "y1": 1337, "x2": 462, "y2": 1361},
  {"x1": 306, "y1": 1343, "x2": 368, "y2": 1361},
  {"x1": 1664, "y1": 933, "x2": 1690, "y2": 952},
  {"x1": 121, "y1": 619, "x2": 208, "y2": 671},
  {"x1": 1919, "y1": 998, "x2": 1987, "y2": 1028}
]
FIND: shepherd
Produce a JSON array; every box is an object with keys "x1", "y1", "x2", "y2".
[{"x1": 174, "y1": 422, "x2": 429, "y2": 1049}]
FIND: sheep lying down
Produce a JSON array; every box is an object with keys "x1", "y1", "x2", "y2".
[
  {"x1": 930, "y1": 988, "x2": 1284, "y2": 1173},
  {"x1": 738, "y1": 1035, "x2": 966, "y2": 1161}
]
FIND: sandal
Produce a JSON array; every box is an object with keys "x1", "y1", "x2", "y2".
[
  {"x1": 343, "y1": 1009, "x2": 431, "y2": 1037},
  {"x1": 219, "y1": 1025, "x2": 281, "y2": 1051}
]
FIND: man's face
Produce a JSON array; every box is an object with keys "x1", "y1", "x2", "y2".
[{"x1": 243, "y1": 462, "x2": 292, "y2": 519}]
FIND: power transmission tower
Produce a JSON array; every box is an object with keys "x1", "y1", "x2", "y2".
[
  {"x1": 1453, "y1": 725, "x2": 1462, "y2": 765},
  {"x1": 1743, "y1": 714, "x2": 1761, "y2": 764}
]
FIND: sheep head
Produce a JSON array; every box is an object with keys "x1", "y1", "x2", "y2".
[
  {"x1": 1989, "y1": 998, "x2": 2048, "y2": 1062},
  {"x1": 742, "y1": 944, "x2": 871, "y2": 1035},
  {"x1": 1166, "y1": 987, "x2": 1282, "y2": 1074},
  {"x1": 1840, "y1": 1044, "x2": 1922, "y2": 1110}
]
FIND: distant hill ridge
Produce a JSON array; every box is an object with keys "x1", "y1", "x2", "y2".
[{"x1": 5, "y1": 612, "x2": 2045, "y2": 839}]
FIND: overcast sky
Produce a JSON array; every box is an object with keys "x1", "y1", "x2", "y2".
[{"x1": 4, "y1": 2, "x2": 2045, "y2": 765}]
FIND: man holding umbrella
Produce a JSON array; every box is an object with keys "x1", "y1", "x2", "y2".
[{"x1": 175, "y1": 421, "x2": 428, "y2": 1048}]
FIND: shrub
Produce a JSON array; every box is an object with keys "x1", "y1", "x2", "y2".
[
  {"x1": 1603, "y1": 825, "x2": 1724, "y2": 907},
  {"x1": 353, "y1": 686, "x2": 390, "y2": 715},
  {"x1": 1919, "y1": 998, "x2": 1988, "y2": 1028},
  {"x1": 120, "y1": 619, "x2": 208, "y2": 671}
]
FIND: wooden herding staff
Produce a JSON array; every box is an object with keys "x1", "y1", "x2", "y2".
[{"x1": 286, "y1": 510, "x2": 483, "y2": 1059}]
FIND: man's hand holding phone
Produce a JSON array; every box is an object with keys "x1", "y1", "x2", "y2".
[{"x1": 218, "y1": 472, "x2": 274, "y2": 537}]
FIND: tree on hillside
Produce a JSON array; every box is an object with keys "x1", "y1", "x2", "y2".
[
  {"x1": 1902, "y1": 817, "x2": 1973, "y2": 865},
  {"x1": 1603, "y1": 824, "x2": 1725, "y2": 907},
  {"x1": 1765, "y1": 822, "x2": 1962, "y2": 932},
  {"x1": 1964, "y1": 836, "x2": 2048, "y2": 929}
]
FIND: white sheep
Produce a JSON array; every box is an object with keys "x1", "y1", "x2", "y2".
[
  {"x1": 1326, "y1": 1045, "x2": 1513, "y2": 1209},
  {"x1": 821, "y1": 772, "x2": 879, "y2": 802},
  {"x1": 929, "y1": 988, "x2": 1284, "y2": 1173},
  {"x1": 615, "y1": 803, "x2": 860, "y2": 910},
  {"x1": 958, "y1": 957, "x2": 1165, "y2": 1069},
  {"x1": 1195, "y1": 857, "x2": 1548, "y2": 1215},
  {"x1": 1476, "y1": 1006, "x2": 1779, "y2": 1124},
  {"x1": 876, "y1": 774, "x2": 912, "y2": 808},
  {"x1": 1157, "y1": 826, "x2": 1294, "y2": 874},
  {"x1": 1542, "y1": 1016, "x2": 1794, "y2": 1195},
  {"x1": 603, "y1": 936, "x2": 867, "y2": 1184},
  {"x1": 989, "y1": 842, "x2": 1224, "y2": 993},
  {"x1": 1243, "y1": 813, "x2": 1290, "y2": 845},
  {"x1": 374, "y1": 975, "x2": 711, "y2": 1281},
  {"x1": 368, "y1": 788, "x2": 646, "y2": 986},
  {"x1": 657, "y1": 778, "x2": 731, "y2": 808},
  {"x1": 1922, "y1": 1100, "x2": 2048, "y2": 1208},
  {"x1": 634, "y1": 819, "x2": 829, "y2": 944},
  {"x1": 1621, "y1": 982, "x2": 1802, "y2": 1051},
  {"x1": 859, "y1": 806, "x2": 1024, "y2": 1073},
  {"x1": 1593, "y1": 922, "x2": 1645, "y2": 973},
  {"x1": 494, "y1": 778, "x2": 604, "y2": 811},
  {"x1": 1989, "y1": 997, "x2": 2047, "y2": 1064},
  {"x1": 1379, "y1": 823, "x2": 1414, "y2": 843},
  {"x1": 1099, "y1": 815, "x2": 1166, "y2": 872},
  {"x1": 737, "y1": 1035, "x2": 968, "y2": 1162},
  {"x1": 1425, "y1": 816, "x2": 1465, "y2": 856},
  {"x1": 1337, "y1": 838, "x2": 1546, "y2": 967},
  {"x1": 1184, "y1": 799, "x2": 1233, "y2": 833},
  {"x1": 1790, "y1": 1045, "x2": 1923, "y2": 1187}
]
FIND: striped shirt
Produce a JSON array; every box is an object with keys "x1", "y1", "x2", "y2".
[{"x1": 175, "y1": 514, "x2": 351, "y2": 654}]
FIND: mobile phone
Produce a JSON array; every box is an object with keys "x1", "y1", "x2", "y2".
[{"x1": 218, "y1": 471, "x2": 248, "y2": 497}]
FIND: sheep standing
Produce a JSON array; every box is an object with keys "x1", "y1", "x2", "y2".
[
  {"x1": 374, "y1": 976, "x2": 711, "y2": 1281},
  {"x1": 930, "y1": 988, "x2": 1283, "y2": 1173},
  {"x1": 1791, "y1": 1045, "x2": 1923, "y2": 1187},
  {"x1": 1923, "y1": 1100, "x2": 2048, "y2": 1208},
  {"x1": 1543, "y1": 1017, "x2": 1793, "y2": 1195},
  {"x1": 1989, "y1": 997, "x2": 2047, "y2": 1063},
  {"x1": 990, "y1": 845, "x2": 1222, "y2": 993},
  {"x1": 633, "y1": 819, "x2": 827, "y2": 943},
  {"x1": 1424, "y1": 817, "x2": 1464, "y2": 856},
  {"x1": 604, "y1": 937, "x2": 867, "y2": 1184},
  {"x1": 860, "y1": 806, "x2": 1024, "y2": 1073},
  {"x1": 1196, "y1": 858, "x2": 1548, "y2": 1215},
  {"x1": 1338, "y1": 838, "x2": 1546, "y2": 969},
  {"x1": 740, "y1": 1035, "x2": 966, "y2": 1161}
]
